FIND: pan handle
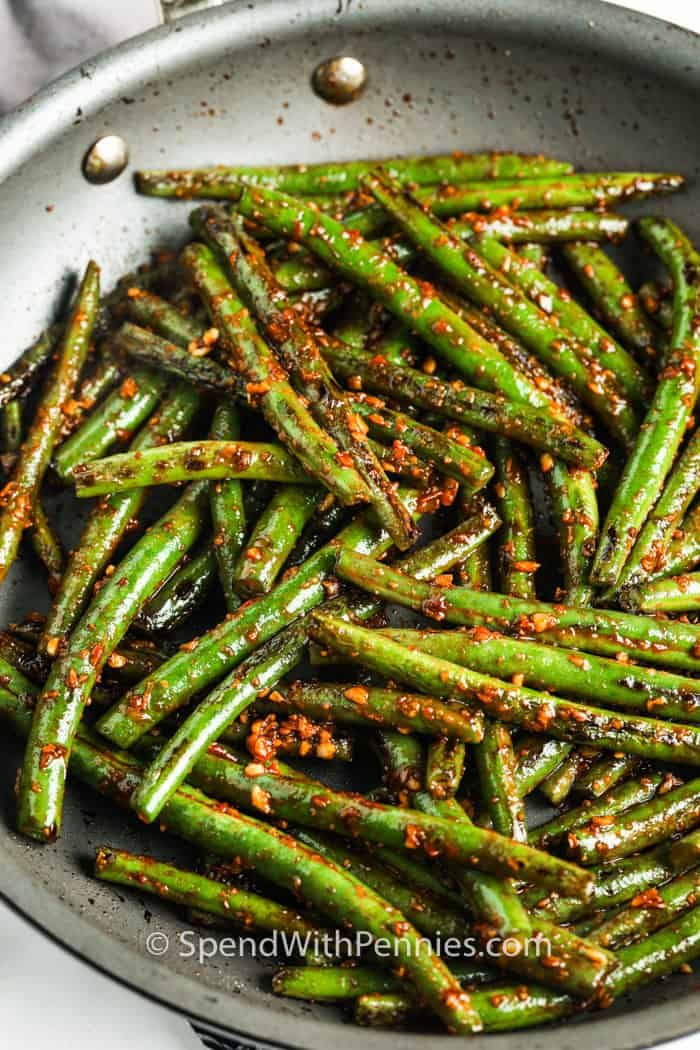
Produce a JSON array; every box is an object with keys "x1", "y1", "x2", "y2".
[{"x1": 157, "y1": 0, "x2": 227, "y2": 22}]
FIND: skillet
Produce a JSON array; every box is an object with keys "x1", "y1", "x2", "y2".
[{"x1": 0, "y1": 1, "x2": 699, "y2": 1047}]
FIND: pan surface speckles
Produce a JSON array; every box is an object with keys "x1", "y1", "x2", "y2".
[{"x1": 0, "y1": 1, "x2": 699, "y2": 1047}]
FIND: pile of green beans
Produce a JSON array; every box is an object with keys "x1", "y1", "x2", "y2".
[{"x1": 2, "y1": 148, "x2": 699, "y2": 1035}]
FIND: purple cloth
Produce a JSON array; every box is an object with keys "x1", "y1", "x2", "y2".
[{"x1": 0, "y1": 0, "x2": 159, "y2": 112}]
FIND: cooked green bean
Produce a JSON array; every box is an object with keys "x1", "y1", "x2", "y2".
[
  {"x1": 273, "y1": 210, "x2": 630, "y2": 293},
  {"x1": 95, "y1": 846, "x2": 323, "y2": 936},
  {"x1": 192, "y1": 207, "x2": 416, "y2": 549},
  {"x1": 232, "y1": 485, "x2": 321, "y2": 596},
  {"x1": 335, "y1": 549, "x2": 700, "y2": 671},
  {"x1": 619, "y1": 426, "x2": 700, "y2": 598},
  {"x1": 377, "y1": 627, "x2": 700, "y2": 722},
  {"x1": 182, "y1": 242, "x2": 371, "y2": 508},
  {"x1": 566, "y1": 777, "x2": 700, "y2": 864},
  {"x1": 137, "y1": 543, "x2": 218, "y2": 633},
  {"x1": 96, "y1": 494, "x2": 420, "y2": 748},
  {"x1": 0, "y1": 261, "x2": 99, "y2": 585},
  {"x1": 17, "y1": 480, "x2": 209, "y2": 841},
  {"x1": 562, "y1": 242, "x2": 659, "y2": 358},
  {"x1": 39, "y1": 381, "x2": 201, "y2": 653},
  {"x1": 73, "y1": 440, "x2": 312, "y2": 495},
  {"x1": 491, "y1": 438, "x2": 537, "y2": 598},
  {"x1": 592, "y1": 218, "x2": 700, "y2": 589},
  {"x1": 321, "y1": 340, "x2": 606, "y2": 468},
  {"x1": 312, "y1": 608, "x2": 700, "y2": 764},
  {"x1": 53, "y1": 366, "x2": 168, "y2": 480},
  {"x1": 137, "y1": 152, "x2": 574, "y2": 197},
  {"x1": 529, "y1": 773, "x2": 663, "y2": 849}
]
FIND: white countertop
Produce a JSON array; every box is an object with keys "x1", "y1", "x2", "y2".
[{"x1": 1, "y1": 1, "x2": 699, "y2": 1048}]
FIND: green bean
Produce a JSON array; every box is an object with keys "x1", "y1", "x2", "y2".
[
  {"x1": 355, "y1": 904, "x2": 700, "y2": 1030},
  {"x1": 28, "y1": 500, "x2": 64, "y2": 595},
  {"x1": 286, "y1": 497, "x2": 350, "y2": 568},
  {"x1": 0, "y1": 329, "x2": 56, "y2": 409},
  {"x1": 474, "y1": 720, "x2": 526, "y2": 841},
  {"x1": 112, "y1": 321, "x2": 238, "y2": 396},
  {"x1": 95, "y1": 846, "x2": 322, "y2": 936},
  {"x1": 517, "y1": 243, "x2": 548, "y2": 268},
  {"x1": 592, "y1": 218, "x2": 700, "y2": 589},
  {"x1": 59, "y1": 353, "x2": 122, "y2": 437},
  {"x1": 0, "y1": 631, "x2": 49, "y2": 686},
  {"x1": 182, "y1": 242, "x2": 370, "y2": 507},
  {"x1": 619, "y1": 427, "x2": 700, "y2": 598},
  {"x1": 313, "y1": 606, "x2": 700, "y2": 765},
  {"x1": 662, "y1": 501, "x2": 700, "y2": 579},
  {"x1": 230, "y1": 185, "x2": 557, "y2": 408},
  {"x1": 0, "y1": 685, "x2": 481, "y2": 1034},
  {"x1": 273, "y1": 210, "x2": 630, "y2": 293},
  {"x1": 440, "y1": 293, "x2": 578, "y2": 418},
  {"x1": 137, "y1": 544, "x2": 218, "y2": 633},
  {"x1": 335, "y1": 550, "x2": 700, "y2": 671},
  {"x1": 268, "y1": 682, "x2": 487, "y2": 740},
  {"x1": 125, "y1": 288, "x2": 204, "y2": 346},
  {"x1": 639, "y1": 280, "x2": 674, "y2": 332},
  {"x1": 232, "y1": 486, "x2": 321, "y2": 596},
  {"x1": 566, "y1": 777, "x2": 700, "y2": 864},
  {"x1": 137, "y1": 152, "x2": 573, "y2": 197},
  {"x1": 208, "y1": 402, "x2": 246, "y2": 612},
  {"x1": 589, "y1": 868, "x2": 700, "y2": 949},
  {"x1": 73, "y1": 439, "x2": 312, "y2": 496},
  {"x1": 474, "y1": 236, "x2": 651, "y2": 409},
  {"x1": 131, "y1": 620, "x2": 311, "y2": 822},
  {"x1": 539, "y1": 750, "x2": 591, "y2": 806},
  {"x1": 116, "y1": 308, "x2": 245, "y2": 615},
  {"x1": 407, "y1": 793, "x2": 615, "y2": 998},
  {"x1": 191, "y1": 208, "x2": 415, "y2": 548},
  {"x1": 514, "y1": 737, "x2": 573, "y2": 797},
  {"x1": 491, "y1": 438, "x2": 537, "y2": 598},
  {"x1": 562, "y1": 242, "x2": 659, "y2": 357},
  {"x1": 548, "y1": 462, "x2": 598, "y2": 605},
  {"x1": 53, "y1": 366, "x2": 168, "y2": 480},
  {"x1": 573, "y1": 754, "x2": 641, "y2": 799},
  {"x1": 378, "y1": 627, "x2": 700, "y2": 723},
  {"x1": 529, "y1": 773, "x2": 664, "y2": 850},
  {"x1": 294, "y1": 830, "x2": 472, "y2": 940},
  {"x1": 362, "y1": 171, "x2": 638, "y2": 445},
  {"x1": 273, "y1": 963, "x2": 494, "y2": 1001},
  {"x1": 347, "y1": 172, "x2": 684, "y2": 238},
  {"x1": 670, "y1": 828, "x2": 700, "y2": 871},
  {"x1": 352, "y1": 398, "x2": 494, "y2": 490},
  {"x1": 96, "y1": 495, "x2": 419, "y2": 748},
  {"x1": 17, "y1": 480, "x2": 209, "y2": 841},
  {"x1": 321, "y1": 340, "x2": 606, "y2": 469},
  {"x1": 525, "y1": 829, "x2": 696, "y2": 923},
  {"x1": 375, "y1": 729, "x2": 425, "y2": 795},
  {"x1": 0, "y1": 261, "x2": 99, "y2": 585},
  {"x1": 185, "y1": 740, "x2": 592, "y2": 898},
  {"x1": 39, "y1": 381, "x2": 201, "y2": 654},
  {"x1": 0, "y1": 652, "x2": 38, "y2": 700},
  {"x1": 425, "y1": 738, "x2": 466, "y2": 800},
  {"x1": 393, "y1": 507, "x2": 500, "y2": 581},
  {"x1": 456, "y1": 499, "x2": 494, "y2": 591},
  {"x1": 1, "y1": 400, "x2": 22, "y2": 463}
]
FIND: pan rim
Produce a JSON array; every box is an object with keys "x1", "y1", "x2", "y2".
[{"x1": 1, "y1": 0, "x2": 699, "y2": 1046}]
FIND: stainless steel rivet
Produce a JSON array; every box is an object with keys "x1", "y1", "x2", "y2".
[
  {"x1": 312, "y1": 56, "x2": 367, "y2": 105},
  {"x1": 82, "y1": 135, "x2": 129, "y2": 184}
]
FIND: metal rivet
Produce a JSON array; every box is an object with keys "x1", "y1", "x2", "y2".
[
  {"x1": 312, "y1": 56, "x2": 367, "y2": 105},
  {"x1": 82, "y1": 135, "x2": 129, "y2": 184}
]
